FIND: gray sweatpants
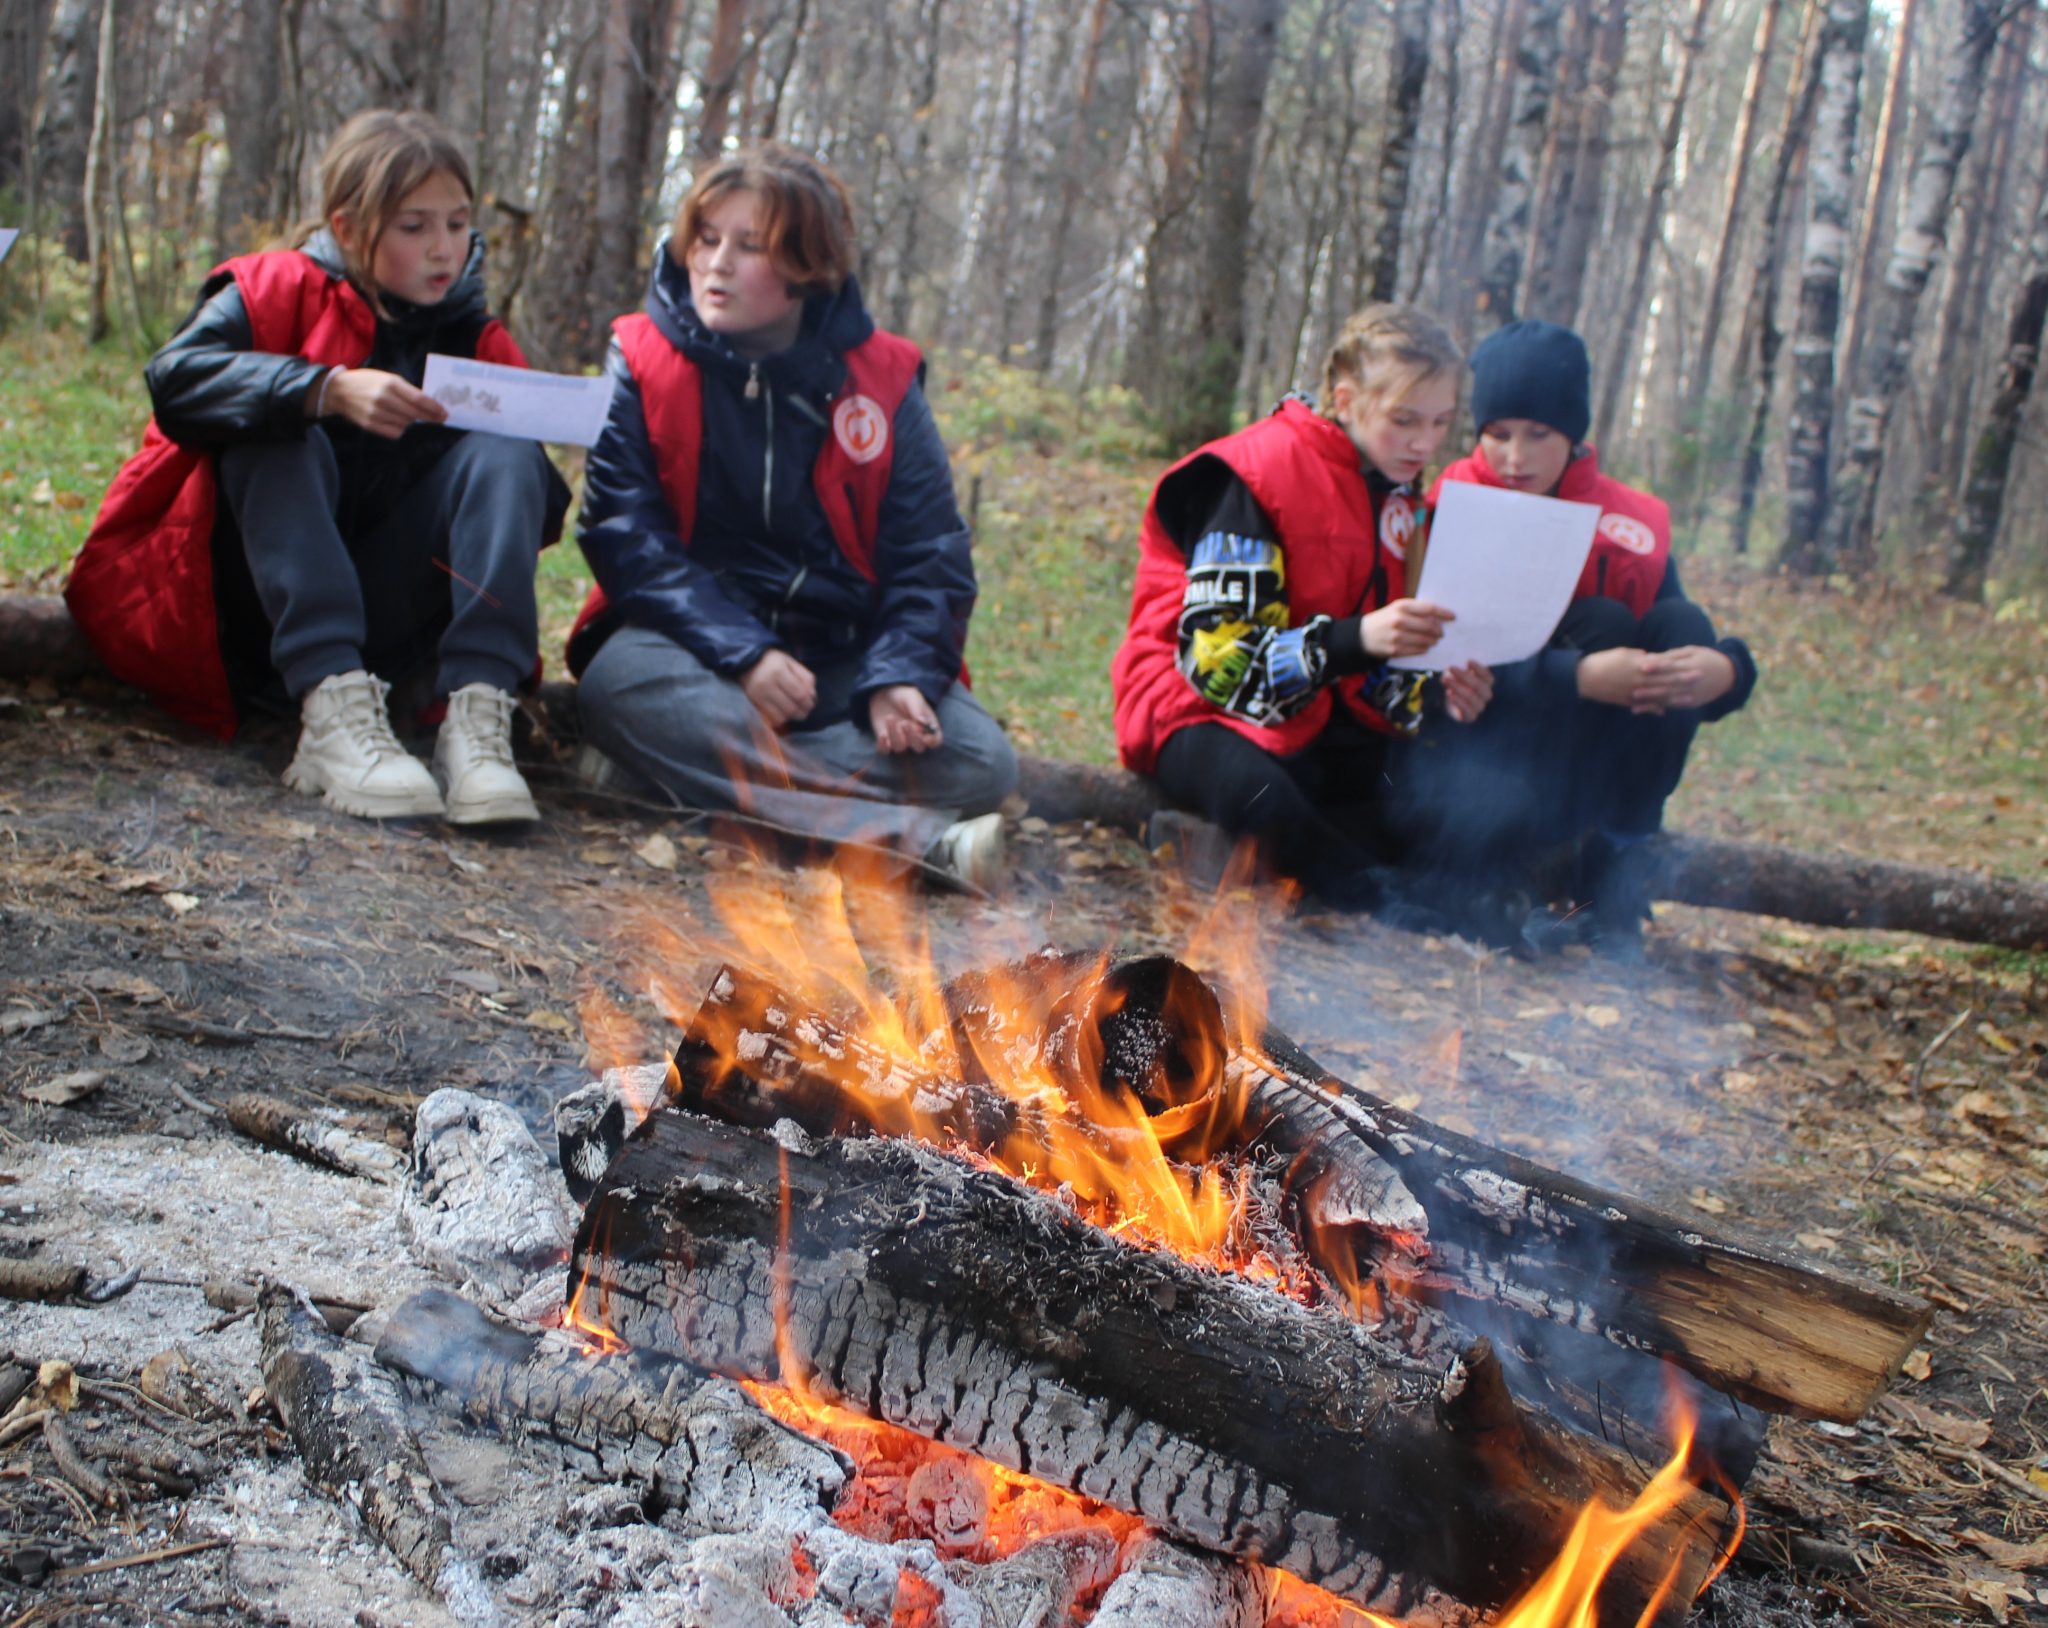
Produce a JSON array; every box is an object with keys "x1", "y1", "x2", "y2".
[
  {"x1": 577, "y1": 625, "x2": 1018, "y2": 860},
  {"x1": 217, "y1": 427, "x2": 550, "y2": 700}
]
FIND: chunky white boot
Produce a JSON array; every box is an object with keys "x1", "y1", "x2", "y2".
[
  {"x1": 283, "y1": 670, "x2": 445, "y2": 818},
  {"x1": 433, "y1": 683, "x2": 539, "y2": 825}
]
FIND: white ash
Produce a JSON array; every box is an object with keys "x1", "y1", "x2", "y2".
[{"x1": 399, "y1": 1088, "x2": 577, "y2": 1303}]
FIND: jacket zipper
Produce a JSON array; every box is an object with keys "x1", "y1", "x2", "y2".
[{"x1": 758, "y1": 366, "x2": 775, "y2": 533}]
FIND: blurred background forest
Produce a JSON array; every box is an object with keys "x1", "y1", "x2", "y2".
[{"x1": 3, "y1": 0, "x2": 2047, "y2": 606}]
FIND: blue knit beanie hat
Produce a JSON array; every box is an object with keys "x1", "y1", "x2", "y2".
[{"x1": 1469, "y1": 320, "x2": 1592, "y2": 444}]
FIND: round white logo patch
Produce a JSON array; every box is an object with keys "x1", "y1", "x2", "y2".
[
  {"x1": 1379, "y1": 493, "x2": 1415, "y2": 560},
  {"x1": 1598, "y1": 512, "x2": 1658, "y2": 555},
  {"x1": 833, "y1": 394, "x2": 889, "y2": 465}
]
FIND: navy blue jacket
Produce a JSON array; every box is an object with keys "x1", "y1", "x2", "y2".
[{"x1": 575, "y1": 246, "x2": 976, "y2": 712}]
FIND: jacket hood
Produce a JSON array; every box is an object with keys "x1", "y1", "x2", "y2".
[
  {"x1": 301, "y1": 225, "x2": 492, "y2": 334},
  {"x1": 643, "y1": 236, "x2": 877, "y2": 402}
]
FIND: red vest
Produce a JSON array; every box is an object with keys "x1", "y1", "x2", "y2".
[
  {"x1": 1429, "y1": 443, "x2": 1671, "y2": 617},
  {"x1": 564, "y1": 315, "x2": 923, "y2": 676},
  {"x1": 65, "y1": 250, "x2": 526, "y2": 740},
  {"x1": 1111, "y1": 400, "x2": 1415, "y2": 775}
]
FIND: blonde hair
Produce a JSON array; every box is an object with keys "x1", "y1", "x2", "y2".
[
  {"x1": 300, "y1": 109, "x2": 473, "y2": 308},
  {"x1": 1320, "y1": 303, "x2": 1461, "y2": 415},
  {"x1": 670, "y1": 143, "x2": 857, "y2": 296}
]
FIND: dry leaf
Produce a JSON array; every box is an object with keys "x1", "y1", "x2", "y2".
[
  {"x1": 97, "y1": 1032, "x2": 151, "y2": 1065},
  {"x1": 635, "y1": 833, "x2": 679, "y2": 871},
  {"x1": 1722, "y1": 1070, "x2": 1759, "y2": 1094},
  {"x1": 163, "y1": 892, "x2": 200, "y2": 915},
  {"x1": 1976, "y1": 1022, "x2": 2020, "y2": 1055},
  {"x1": 1795, "y1": 1230, "x2": 1841, "y2": 1255},
  {"x1": 1963, "y1": 1530, "x2": 2048, "y2": 1572},
  {"x1": 525, "y1": 1009, "x2": 577, "y2": 1033},
  {"x1": 1880, "y1": 1393, "x2": 1993, "y2": 1448},
  {"x1": 445, "y1": 969, "x2": 502, "y2": 997},
  {"x1": 80, "y1": 969, "x2": 169, "y2": 1004},
  {"x1": 1, "y1": 1007, "x2": 61, "y2": 1037},
  {"x1": 1688, "y1": 1186, "x2": 1728, "y2": 1216},
  {"x1": 24, "y1": 1069, "x2": 107, "y2": 1105},
  {"x1": 577, "y1": 846, "x2": 624, "y2": 867},
  {"x1": 1954, "y1": 1090, "x2": 2013, "y2": 1123},
  {"x1": 1900, "y1": 1349, "x2": 1934, "y2": 1381},
  {"x1": 1963, "y1": 1579, "x2": 2014, "y2": 1623},
  {"x1": 1765, "y1": 1006, "x2": 1817, "y2": 1038},
  {"x1": 36, "y1": 1360, "x2": 78, "y2": 1410},
  {"x1": 1514, "y1": 1004, "x2": 1561, "y2": 1021},
  {"x1": 1580, "y1": 1004, "x2": 1622, "y2": 1030}
]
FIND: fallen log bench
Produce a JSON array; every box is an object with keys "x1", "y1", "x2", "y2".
[{"x1": 9, "y1": 591, "x2": 2042, "y2": 949}]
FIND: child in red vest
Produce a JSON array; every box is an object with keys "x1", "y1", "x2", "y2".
[
  {"x1": 568, "y1": 144, "x2": 1016, "y2": 888},
  {"x1": 1110, "y1": 304, "x2": 1493, "y2": 912},
  {"x1": 68, "y1": 110, "x2": 566, "y2": 824},
  {"x1": 1429, "y1": 320, "x2": 1757, "y2": 948}
]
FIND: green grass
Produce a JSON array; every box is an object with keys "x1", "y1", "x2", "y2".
[{"x1": 0, "y1": 330, "x2": 148, "y2": 591}]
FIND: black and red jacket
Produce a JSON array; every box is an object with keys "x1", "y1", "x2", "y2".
[{"x1": 568, "y1": 245, "x2": 974, "y2": 712}]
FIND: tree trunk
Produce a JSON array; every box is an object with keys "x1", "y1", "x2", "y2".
[
  {"x1": 1946, "y1": 209, "x2": 2048, "y2": 597},
  {"x1": 32, "y1": 0, "x2": 95, "y2": 260},
  {"x1": 1835, "y1": 0, "x2": 1919, "y2": 409},
  {"x1": 0, "y1": 0, "x2": 54, "y2": 196},
  {"x1": 1522, "y1": 0, "x2": 1626, "y2": 327},
  {"x1": 381, "y1": 0, "x2": 448, "y2": 111},
  {"x1": 1822, "y1": 0, "x2": 2000, "y2": 576},
  {"x1": 1030, "y1": 0, "x2": 1110, "y2": 371},
  {"x1": 1778, "y1": 0, "x2": 1871, "y2": 575},
  {"x1": 78, "y1": 0, "x2": 110, "y2": 341},
  {"x1": 590, "y1": 0, "x2": 675, "y2": 340},
  {"x1": 886, "y1": 0, "x2": 946, "y2": 335},
  {"x1": 1591, "y1": 0, "x2": 1714, "y2": 449},
  {"x1": 1689, "y1": 0, "x2": 1786, "y2": 412},
  {"x1": 573, "y1": 1107, "x2": 1739, "y2": 1621},
  {"x1": 1129, "y1": 0, "x2": 1284, "y2": 448},
  {"x1": 1448, "y1": 0, "x2": 1528, "y2": 324},
  {"x1": 215, "y1": 0, "x2": 285, "y2": 257},
  {"x1": 1471, "y1": 0, "x2": 1565, "y2": 335},
  {"x1": 693, "y1": 0, "x2": 749, "y2": 161},
  {"x1": 1366, "y1": 0, "x2": 1431, "y2": 302},
  {"x1": 1732, "y1": 0, "x2": 1825, "y2": 555}
]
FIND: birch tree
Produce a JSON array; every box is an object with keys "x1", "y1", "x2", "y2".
[
  {"x1": 1947, "y1": 174, "x2": 2048, "y2": 600},
  {"x1": 1472, "y1": 0, "x2": 1565, "y2": 333},
  {"x1": 1367, "y1": 0, "x2": 1431, "y2": 301},
  {"x1": 1823, "y1": 0, "x2": 2000, "y2": 574},
  {"x1": 1521, "y1": 0, "x2": 1626, "y2": 326},
  {"x1": 1778, "y1": 0, "x2": 1869, "y2": 576}
]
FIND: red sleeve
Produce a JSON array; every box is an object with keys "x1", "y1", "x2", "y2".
[{"x1": 475, "y1": 319, "x2": 528, "y2": 369}]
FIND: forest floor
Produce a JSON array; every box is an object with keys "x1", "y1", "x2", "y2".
[{"x1": 4, "y1": 332, "x2": 2048, "y2": 1625}]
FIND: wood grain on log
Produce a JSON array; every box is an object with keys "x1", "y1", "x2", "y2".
[
  {"x1": 572, "y1": 1109, "x2": 1737, "y2": 1622},
  {"x1": 1238, "y1": 1031, "x2": 1933, "y2": 1423},
  {"x1": 223, "y1": 1094, "x2": 403, "y2": 1181}
]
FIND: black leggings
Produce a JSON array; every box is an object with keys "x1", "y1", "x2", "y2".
[{"x1": 1153, "y1": 715, "x2": 1393, "y2": 909}]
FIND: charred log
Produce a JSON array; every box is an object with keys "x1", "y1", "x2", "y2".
[
  {"x1": 399, "y1": 1088, "x2": 575, "y2": 1302},
  {"x1": 0, "y1": 1259, "x2": 88, "y2": 1302},
  {"x1": 1235, "y1": 1031, "x2": 1933, "y2": 1423},
  {"x1": 571, "y1": 1109, "x2": 1737, "y2": 1622},
  {"x1": 373, "y1": 1286, "x2": 849, "y2": 1529}
]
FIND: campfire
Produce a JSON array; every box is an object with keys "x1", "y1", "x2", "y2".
[{"x1": 252, "y1": 858, "x2": 1930, "y2": 1627}]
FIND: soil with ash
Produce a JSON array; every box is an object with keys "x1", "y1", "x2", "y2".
[{"x1": 2, "y1": 672, "x2": 2044, "y2": 1628}]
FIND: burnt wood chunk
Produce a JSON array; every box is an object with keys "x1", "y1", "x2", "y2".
[
  {"x1": 0, "y1": 1259, "x2": 88, "y2": 1302},
  {"x1": 571, "y1": 1109, "x2": 1737, "y2": 1623},
  {"x1": 1236, "y1": 1031, "x2": 1933, "y2": 1422},
  {"x1": 374, "y1": 1287, "x2": 849, "y2": 1530},
  {"x1": 223, "y1": 1094, "x2": 402, "y2": 1181}
]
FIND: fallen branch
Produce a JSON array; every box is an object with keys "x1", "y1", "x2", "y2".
[
  {"x1": 0, "y1": 1259, "x2": 87, "y2": 1303},
  {"x1": 221, "y1": 1095, "x2": 402, "y2": 1182},
  {"x1": 48, "y1": 1536, "x2": 232, "y2": 1585},
  {"x1": 44, "y1": 1413, "x2": 120, "y2": 1508}
]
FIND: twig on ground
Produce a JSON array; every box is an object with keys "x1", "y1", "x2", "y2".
[
  {"x1": 44, "y1": 1413, "x2": 120, "y2": 1508},
  {"x1": 47, "y1": 1536, "x2": 229, "y2": 1585},
  {"x1": 136, "y1": 1013, "x2": 333, "y2": 1045},
  {"x1": 165, "y1": 1078, "x2": 221, "y2": 1119},
  {"x1": 1923, "y1": 1439, "x2": 2048, "y2": 1507},
  {"x1": 1910, "y1": 1006, "x2": 1974, "y2": 1093}
]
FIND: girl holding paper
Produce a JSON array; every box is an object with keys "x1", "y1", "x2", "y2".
[
  {"x1": 1429, "y1": 319, "x2": 1757, "y2": 949},
  {"x1": 69, "y1": 109, "x2": 567, "y2": 824},
  {"x1": 1110, "y1": 303, "x2": 1493, "y2": 912},
  {"x1": 567, "y1": 144, "x2": 1017, "y2": 889}
]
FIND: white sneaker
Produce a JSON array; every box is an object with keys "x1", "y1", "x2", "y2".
[
  {"x1": 283, "y1": 670, "x2": 445, "y2": 819},
  {"x1": 433, "y1": 683, "x2": 540, "y2": 825},
  {"x1": 925, "y1": 812, "x2": 1005, "y2": 891}
]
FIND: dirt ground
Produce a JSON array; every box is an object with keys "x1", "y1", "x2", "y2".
[{"x1": 2, "y1": 669, "x2": 2045, "y2": 1628}]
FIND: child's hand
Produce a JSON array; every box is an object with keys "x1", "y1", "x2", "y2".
[
  {"x1": 321, "y1": 368, "x2": 451, "y2": 440},
  {"x1": 869, "y1": 685, "x2": 942, "y2": 754},
  {"x1": 1630, "y1": 646, "x2": 1736, "y2": 714},
  {"x1": 1576, "y1": 647, "x2": 1649, "y2": 707},
  {"x1": 1361, "y1": 598, "x2": 1454, "y2": 658},
  {"x1": 1441, "y1": 661, "x2": 1493, "y2": 723},
  {"x1": 740, "y1": 649, "x2": 817, "y2": 727}
]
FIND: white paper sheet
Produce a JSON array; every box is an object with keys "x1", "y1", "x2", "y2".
[
  {"x1": 1388, "y1": 480, "x2": 1601, "y2": 670},
  {"x1": 422, "y1": 354, "x2": 616, "y2": 447},
  {"x1": 0, "y1": 229, "x2": 19, "y2": 265}
]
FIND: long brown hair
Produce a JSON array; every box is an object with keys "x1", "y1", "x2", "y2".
[
  {"x1": 295, "y1": 109, "x2": 474, "y2": 309},
  {"x1": 670, "y1": 143, "x2": 857, "y2": 295}
]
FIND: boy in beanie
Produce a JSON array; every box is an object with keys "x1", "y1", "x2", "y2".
[{"x1": 1422, "y1": 320, "x2": 1758, "y2": 952}]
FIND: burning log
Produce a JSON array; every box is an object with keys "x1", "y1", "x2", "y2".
[
  {"x1": 1234, "y1": 1031, "x2": 1934, "y2": 1424},
  {"x1": 569, "y1": 1108, "x2": 1738, "y2": 1623},
  {"x1": 256, "y1": 1282, "x2": 494, "y2": 1620},
  {"x1": 373, "y1": 1286, "x2": 850, "y2": 1530}
]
